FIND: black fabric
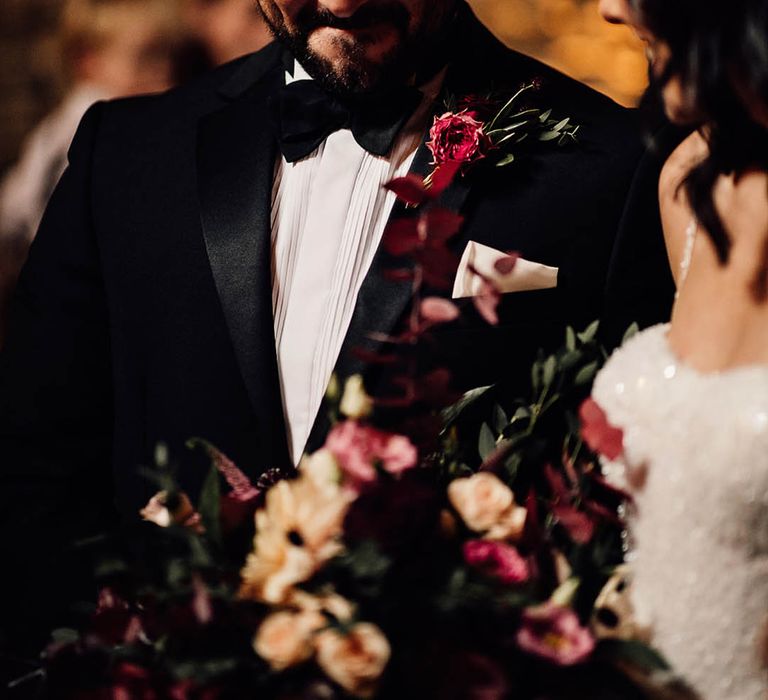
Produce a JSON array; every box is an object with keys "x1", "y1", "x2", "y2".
[
  {"x1": 0, "y1": 8, "x2": 677, "y2": 661},
  {"x1": 274, "y1": 78, "x2": 423, "y2": 162}
]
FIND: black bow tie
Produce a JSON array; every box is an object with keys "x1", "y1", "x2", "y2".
[{"x1": 274, "y1": 78, "x2": 424, "y2": 163}]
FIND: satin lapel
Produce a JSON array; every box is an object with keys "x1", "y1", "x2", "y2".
[{"x1": 196, "y1": 66, "x2": 290, "y2": 468}]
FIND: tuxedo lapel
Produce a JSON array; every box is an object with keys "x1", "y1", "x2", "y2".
[{"x1": 196, "y1": 58, "x2": 291, "y2": 468}]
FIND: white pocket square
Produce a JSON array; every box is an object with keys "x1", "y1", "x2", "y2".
[{"x1": 452, "y1": 240, "x2": 559, "y2": 299}]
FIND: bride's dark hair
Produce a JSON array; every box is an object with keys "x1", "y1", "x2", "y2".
[{"x1": 637, "y1": 0, "x2": 768, "y2": 298}]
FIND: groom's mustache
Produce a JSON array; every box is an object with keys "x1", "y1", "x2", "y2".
[{"x1": 296, "y1": 3, "x2": 411, "y2": 34}]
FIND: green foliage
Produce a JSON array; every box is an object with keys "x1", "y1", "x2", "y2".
[{"x1": 198, "y1": 463, "x2": 222, "y2": 546}]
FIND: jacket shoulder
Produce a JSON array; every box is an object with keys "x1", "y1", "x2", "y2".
[{"x1": 94, "y1": 42, "x2": 282, "y2": 137}]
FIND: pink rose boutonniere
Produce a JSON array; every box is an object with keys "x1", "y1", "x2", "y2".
[
  {"x1": 427, "y1": 111, "x2": 492, "y2": 170},
  {"x1": 425, "y1": 81, "x2": 580, "y2": 187}
]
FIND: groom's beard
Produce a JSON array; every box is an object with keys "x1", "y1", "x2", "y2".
[{"x1": 255, "y1": 1, "x2": 458, "y2": 96}]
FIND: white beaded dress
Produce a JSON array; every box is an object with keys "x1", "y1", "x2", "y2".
[{"x1": 590, "y1": 221, "x2": 768, "y2": 699}]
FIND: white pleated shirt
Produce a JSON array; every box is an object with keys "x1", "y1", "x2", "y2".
[{"x1": 270, "y1": 62, "x2": 441, "y2": 463}]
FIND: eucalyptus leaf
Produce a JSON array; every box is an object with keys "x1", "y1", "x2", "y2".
[
  {"x1": 531, "y1": 360, "x2": 543, "y2": 394},
  {"x1": 496, "y1": 153, "x2": 516, "y2": 167},
  {"x1": 575, "y1": 361, "x2": 599, "y2": 387},
  {"x1": 198, "y1": 463, "x2": 222, "y2": 545},
  {"x1": 504, "y1": 452, "x2": 522, "y2": 481},
  {"x1": 623, "y1": 322, "x2": 640, "y2": 343},
  {"x1": 599, "y1": 639, "x2": 671, "y2": 673},
  {"x1": 478, "y1": 422, "x2": 497, "y2": 460},
  {"x1": 51, "y1": 628, "x2": 80, "y2": 645},
  {"x1": 442, "y1": 385, "x2": 493, "y2": 428},
  {"x1": 542, "y1": 355, "x2": 557, "y2": 390},
  {"x1": 492, "y1": 404, "x2": 508, "y2": 433},
  {"x1": 539, "y1": 130, "x2": 561, "y2": 142},
  {"x1": 566, "y1": 326, "x2": 576, "y2": 351},
  {"x1": 577, "y1": 320, "x2": 600, "y2": 343},
  {"x1": 560, "y1": 350, "x2": 582, "y2": 372},
  {"x1": 552, "y1": 117, "x2": 571, "y2": 132},
  {"x1": 95, "y1": 557, "x2": 130, "y2": 579},
  {"x1": 539, "y1": 108, "x2": 552, "y2": 122}
]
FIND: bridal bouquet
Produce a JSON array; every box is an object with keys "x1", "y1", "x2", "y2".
[
  {"x1": 41, "y1": 323, "x2": 671, "y2": 699},
  {"x1": 40, "y1": 160, "x2": 674, "y2": 700}
]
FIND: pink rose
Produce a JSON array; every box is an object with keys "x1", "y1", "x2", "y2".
[
  {"x1": 325, "y1": 421, "x2": 418, "y2": 487},
  {"x1": 463, "y1": 540, "x2": 529, "y2": 584},
  {"x1": 516, "y1": 602, "x2": 595, "y2": 666},
  {"x1": 579, "y1": 398, "x2": 624, "y2": 460},
  {"x1": 427, "y1": 111, "x2": 492, "y2": 167}
]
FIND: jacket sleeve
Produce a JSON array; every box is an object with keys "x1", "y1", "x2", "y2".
[{"x1": 0, "y1": 102, "x2": 117, "y2": 658}]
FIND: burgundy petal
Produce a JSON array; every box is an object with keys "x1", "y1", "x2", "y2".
[{"x1": 385, "y1": 174, "x2": 431, "y2": 205}]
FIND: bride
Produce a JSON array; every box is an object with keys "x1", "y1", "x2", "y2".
[{"x1": 593, "y1": 1, "x2": 768, "y2": 698}]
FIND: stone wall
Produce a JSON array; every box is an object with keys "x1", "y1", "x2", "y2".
[{"x1": 0, "y1": 0, "x2": 647, "y2": 174}]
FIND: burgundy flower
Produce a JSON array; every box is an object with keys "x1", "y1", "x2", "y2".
[
  {"x1": 463, "y1": 540, "x2": 529, "y2": 584},
  {"x1": 427, "y1": 111, "x2": 492, "y2": 168},
  {"x1": 325, "y1": 420, "x2": 418, "y2": 488},
  {"x1": 516, "y1": 602, "x2": 595, "y2": 665},
  {"x1": 579, "y1": 398, "x2": 624, "y2": 460}
]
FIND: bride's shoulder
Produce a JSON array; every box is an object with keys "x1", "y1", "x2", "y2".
[{"x1": 659, "y1": 132, "x2": 768, "y2": 269}]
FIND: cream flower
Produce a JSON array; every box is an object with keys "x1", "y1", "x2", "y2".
[
  {"x1": 300, "y1": 449, "x2": 342, "y2": 497},
  {"x1": 485, "y1": 502, "x2": 528, "y2": 542},
  {"x1": 448, "y1": 473, "x2": 515, "y2": 533},
  {"x1": 253, "y1": 609, "x2": 325, "y2": 671},
  {"x1": 315, "y1": 623, "x2": 391, "y2": 698},
  {"x1": 240, "y1": 476, "x2": 352, "y2": 604},
  {"x1": 140, "y1": 491, "x2": 204, "y2": 534},
  {"x1": 339, "y1": 374, "x2": 374, "y2": 420}
]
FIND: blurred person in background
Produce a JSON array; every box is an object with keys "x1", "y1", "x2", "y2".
[
  {"x1": 0, "y1": 0, "x2": 180, "y2": 344},
  {"x1": 176, "y1": 0, "x2": 273, "y2": 81}
]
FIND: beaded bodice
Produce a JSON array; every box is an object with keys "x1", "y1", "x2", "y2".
[{"x1": 592, "y1": 324, "x2": 768, "y2": 699}]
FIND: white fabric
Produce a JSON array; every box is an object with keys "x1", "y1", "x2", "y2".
[
  {"x1": 0, "y1": 84, "x2": 107, "y2": 244},
  {"x1": 451, "y1": 240, "x2": 558, "y2": 298},
  {"x1": 271, "y1": 63, "x2": 441, "y2": 464},
  {"x1": 592, "y1": 323, "x2": 768, "y2": 699}
]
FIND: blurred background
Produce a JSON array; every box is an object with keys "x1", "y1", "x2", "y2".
[
  {"x1": 0, "y1": 0, "x2": 648, "y2": 342},
  {"x1": 0, "y1": 0, "x2": 647, "y2": 176}
]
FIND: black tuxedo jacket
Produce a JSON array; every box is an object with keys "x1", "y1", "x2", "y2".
[{"x1": 0, "y1": 8, "x2": 674, "y2": 652}]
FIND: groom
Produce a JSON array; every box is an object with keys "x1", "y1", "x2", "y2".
[{"x1": 0, "y1": 0, "x2": 673, "y2": 653}]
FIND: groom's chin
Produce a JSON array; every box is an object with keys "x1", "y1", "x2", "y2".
[{"x1": 306, "y1": 27, "x2": 404, "y2": 92}]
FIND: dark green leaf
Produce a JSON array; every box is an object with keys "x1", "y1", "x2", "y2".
[
  {"x1": 560, "y1": 350, "x2": 582, "y2": 372},
  {"x1": 94, "y1": 557, "x2": 130, "y2": 579},
  {"x1": 504, "y1": 453, "x2": 522, "y2": 481},
  {"x1": 492, "y1": 404, "x2": 508, "y2": 433},
  {"x1": 442, "y1": 385, "x2": 493, "y2": 428},
  {"x1": 575, "y1": 361, "x2": 599, "y2": 387},
  {"x1": 577, "y1": 320, "x2": 600, "y2": 343},
  {"x1": 51, "y1": 628, "x2": 80, "y2": 645},
  {"x1": 566, "y1": 326, "x2": 576, "y2": 351},
  {"x1": 478, "y1": 422, "x2": 497, "y2": 460},
  {"x1": 531, "y1": 359, "x2": 543, "y2": 394},
  {"x1": 599, "y1": 639, "x2": 671, "y2": 672},
  {"x1": 542, "y1": 355, "x2": 557, "y2": 390},
  {"x1": 623, "y1": 322, "x2": 640, "y2": 343},
  {"x1": 198, "y1": 464, "x2": 222, "y2": 545}
]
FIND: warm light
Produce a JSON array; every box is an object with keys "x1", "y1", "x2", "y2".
[{"x1": 468, "y1": 0, "x2": 648, "y2": 107}]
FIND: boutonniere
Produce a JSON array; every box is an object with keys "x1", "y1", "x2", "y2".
[{"x1": 424, "y1": 81, "x2": 580, "y2": 187}]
